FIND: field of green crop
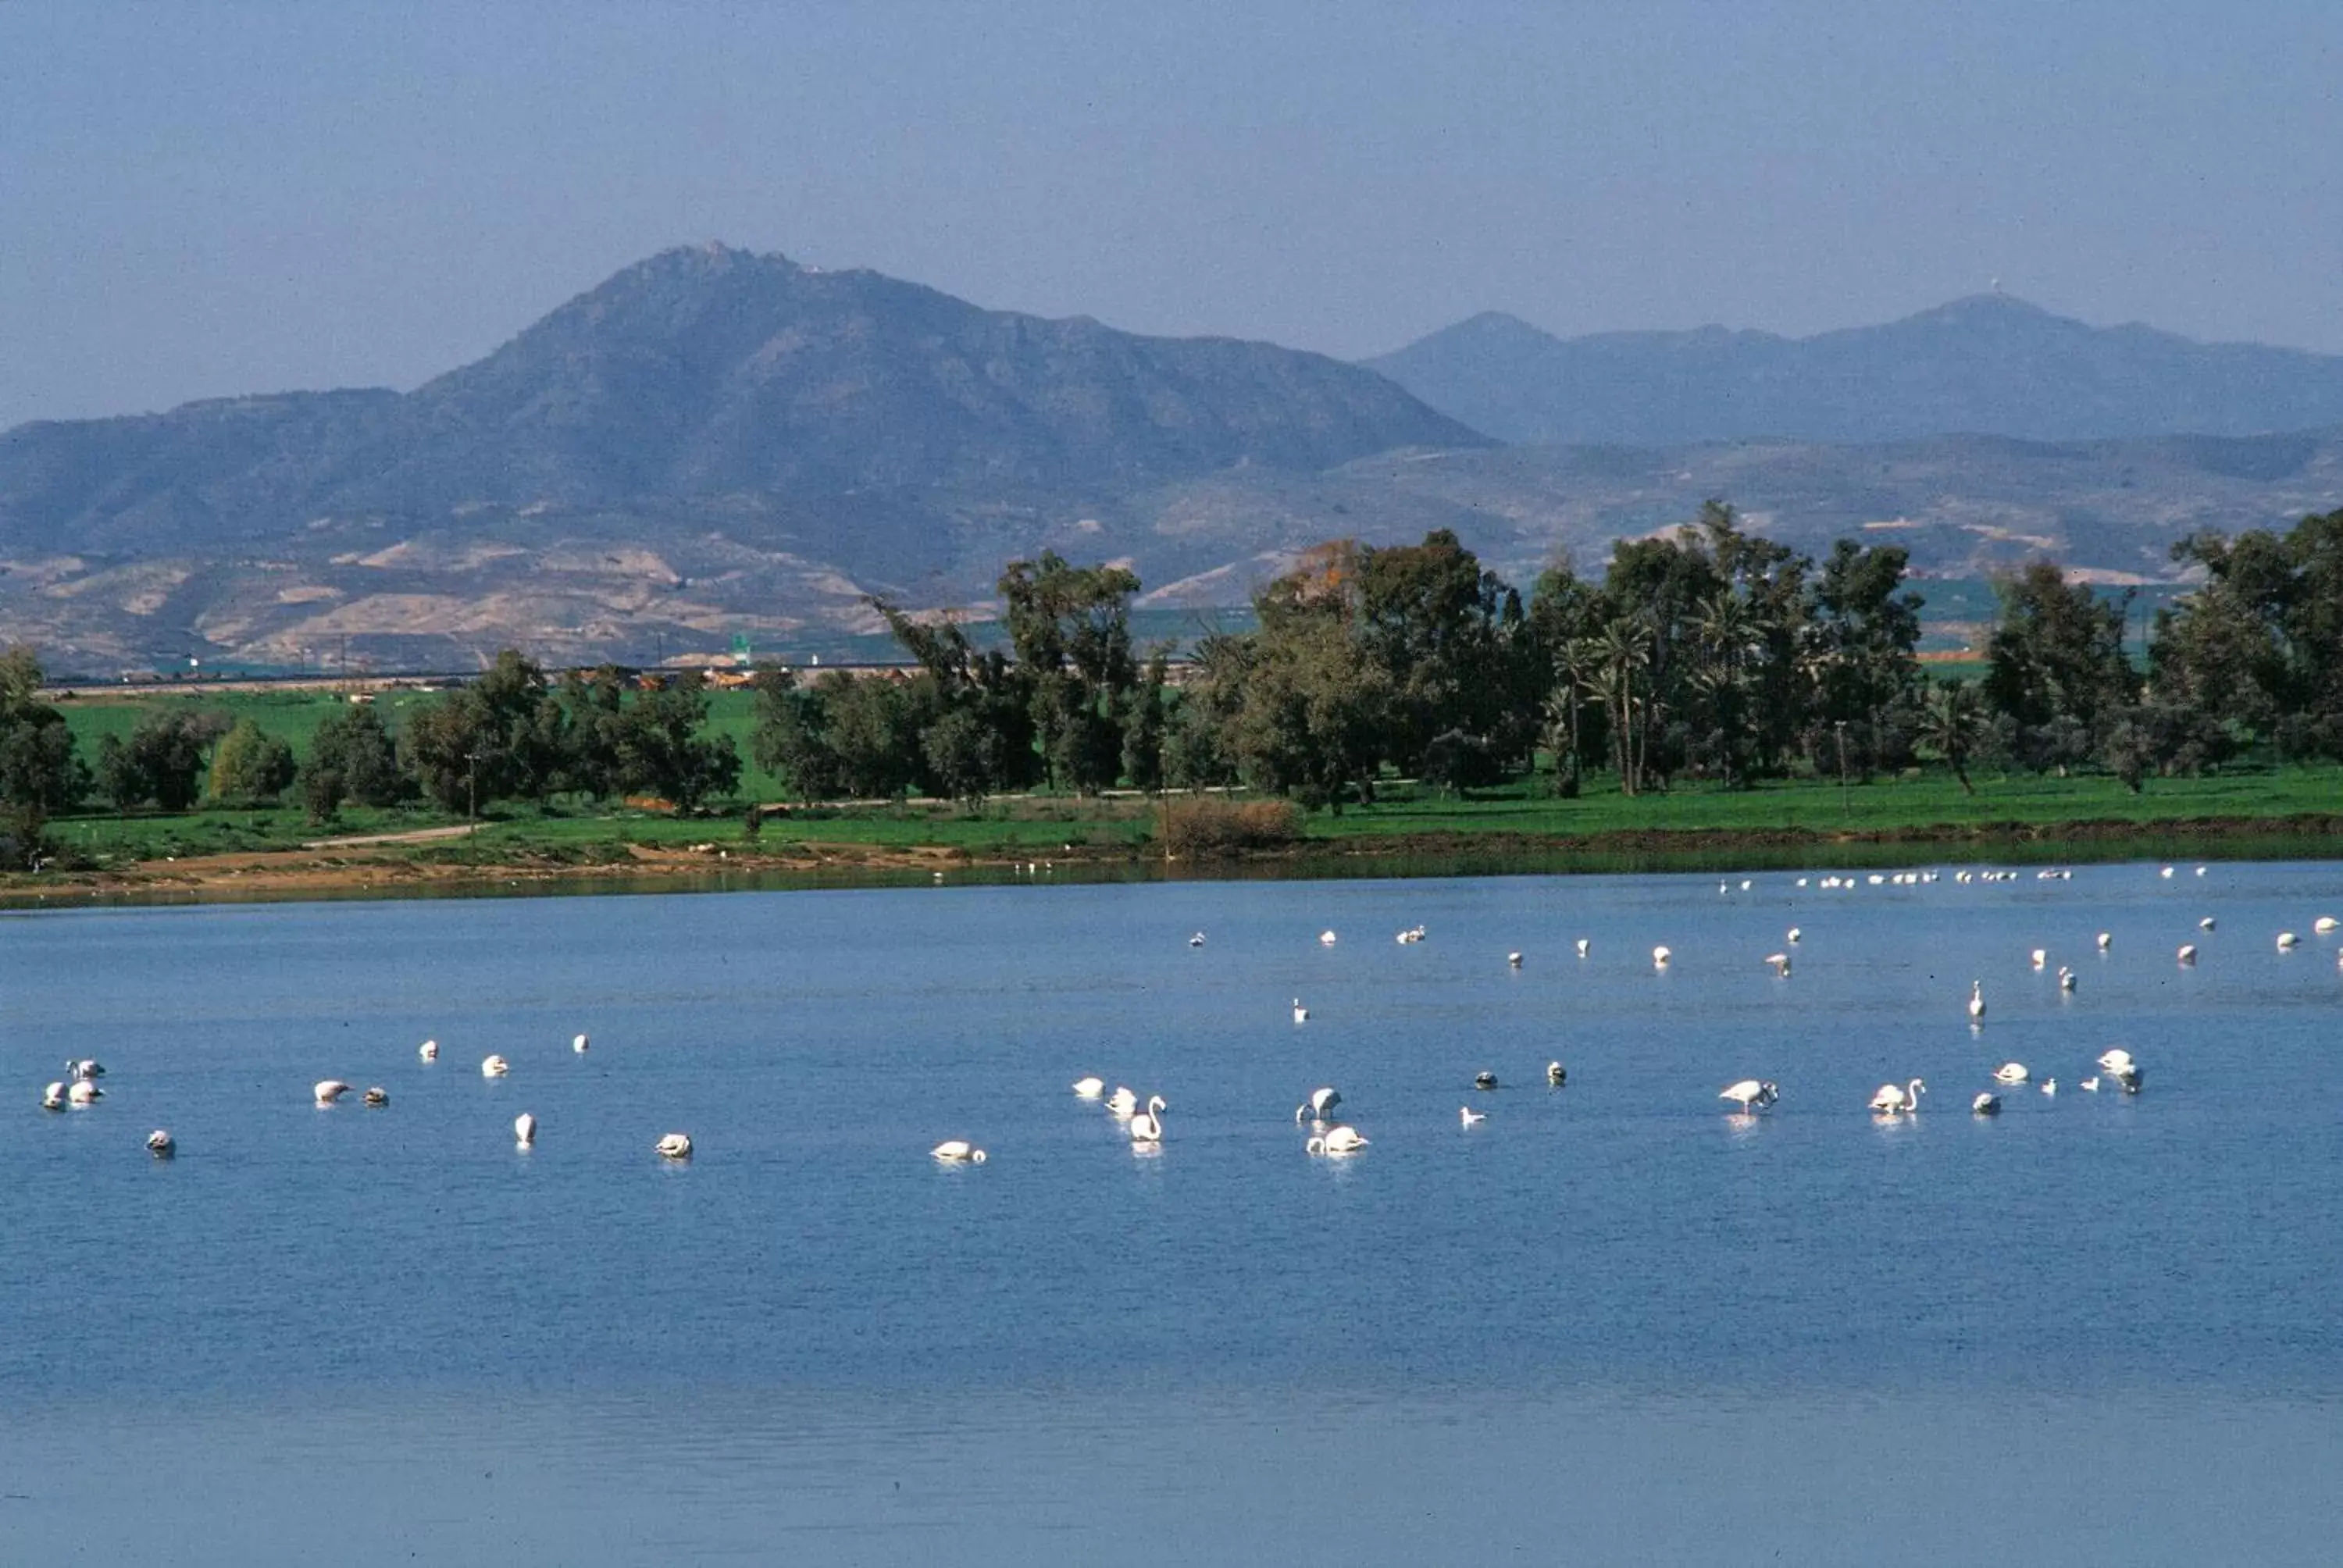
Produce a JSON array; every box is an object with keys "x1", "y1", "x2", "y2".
[{"x1": 31, "y1": 685, "x2": 2343, "y2": 878}]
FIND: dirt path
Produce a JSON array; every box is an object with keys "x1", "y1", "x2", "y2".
[{"x1": 301, "y1": 825, "x2": 480, "y2": 850}]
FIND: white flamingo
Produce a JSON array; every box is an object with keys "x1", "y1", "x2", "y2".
[
  {"x1": 1071, "y1": 1076, "x2": 1105, "y2": 1099},
  {"x1": 2058, "y1": 966, "x2": 2077, "y2": 992},
  {"x1": 1870, "y1": 1078, "x2": 1925, "y2": 1115},
  {"x1": 2277, "y1": 932, "x2": 2300, "y2": 950},
  {"x1": 1574, "y1": 939, "x2": 1589, "y2": 958},
  {"x1": 1293, "y1": 998, "x2": 1309, "y2": 1024},
  {"x1": 1786, "y1": 927, "x2": 1802, "y2": 944},
  {"x1": 2177, "y1": 944, "x2": 2199, "y2": 964},
  {"x1": 69, "y1": 1081, "x2": 102, "y2": 1106},
  {"x1": 41, "y1": 1082, "x2": 66, "y2": 1111},
  {"x1": 1719, "y1": 1079, "x2": 1778, "y2": 1114},
  {"x1": 1128, "y1": 1096, "x2": 1167, "y2": 1144},
  {"x1": 2096, "y1": 932, "x2": 2112, "y2": 951},
  {"x1": 2031, "y1": 948, "x2": 2047, "y2": 969},
  {"x1": 1294, "y1": 1086, "x2": 1342, "y2": 1123},
  {"x1": 418, "y1": 1039, "x2": 439, "y2": 1062},
  {"x1": 1653, "y1": 946, "x2": 1672, "y2": 968},
  {"x1": 314, "y1": 1080, "x2": 352, "y2": 1106},
  {"x1": 1507, "y1": 951, "x2": 1523, "y2": 968},
  {"x1": 931, "y1": 1140, "x2": 987, "y2": 1164},
  {"x1": 1765, "y1": 953, "x2": 1791, "y2": 975},
  {"x1": 515, "y1": 1113, "x2": 537, "y2": 1147},
  {"x1": 1105, "y1": 1085, "x2": 1138, "y2": 1117},
  {"x1": 2316, "y1": 917, "x2": 2338, "y2": 935},
  {"x1": 1994, "y1": 1062, "x2": 2028, "y2": 1085},
  {"x1": 1972, "y1": 1093, "x2": 2001, "y2": 1116},
  {"x1": 2041, "y1": 1078, "x2": 2058, "y2": 1096},
  {"x1": 66, "y1": 1058, "x2": 105, "y2": 1081},
  {"x1": 572, "y1": 1033, "x2": 590, "y2": 1053},
  {"x1": 362, "y1": 1086, "x2": 388, "y2": 1107},
  {"x1": 656, "y1": 1133, "x2": 693, "y2": 1160},
  {"x1": 1308, "y1": 1124, "x2": 1368, "y2": 1155},
  {"x1": 2097, "y1": 1048, "x2": 2134, "y2": 1072},
  {"x1": 1319, "y1": 930, "x2": 1338, "y2": 946},
  {"x1": 1547, "y1": 1061, "x2": 1567, "y2": 1086},
  {"x1": 1967, "y1": 981, "x2": 1985, "y2": 1021},
  {"x1": 148, "y1": 1128, "x2": 176, "y2": 1156},
  {"x1": 480, "y1": 1055, "x2": 509, "y2": 1078}
]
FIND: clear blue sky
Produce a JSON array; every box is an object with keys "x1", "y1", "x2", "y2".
[{"x1": 2, "y1": 1, "x2": 2337, "y2": 429}]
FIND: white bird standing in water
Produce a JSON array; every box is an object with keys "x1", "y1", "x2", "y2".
[
  {"x1": 656, "y1": 1133, "x2": 692, "y2": 1160},
  {"x1": 69, "y1": 1080, "x2": 102, "y2": 1106},
  {"x1": 1967, "y1": 981, "x2": 1986, "y2": 1022},
  {"x1": 480, "y1": 1055, "x2": 509, "y2": 1078},
  {"x1": 1293, "y1": 998, "x2": 1310, "y2": 1024},
  {"x1": 1319, "y1": 930, "x2": 1338, "y2": 946},
  {"x1": 2058, "y1": 966, "x2": 2077, "y2": 992},
  {"x1": 2178, "y1": 944, "x2": 2199, "y2": 964},
  {"x1": 1460, "y1": 1106, "x2": 1486, "y2": 1127},
  {"x1": 1994, "y1": 1062, "x2": 2029, "y2": 1084},
  {"x1": 314, "y1": 1080, "x2": 352, "y2": 1106},
  {"x1": 148, "y1": 1128, "x2": 176, "y2": 1156},
  {"x1": 1105, "y1": 1085, "x2": 1138, "y2": 1117},
  {"x1": 1786, "y1": 927, "x2": 1802, "y2": 944},
  {"x1": 1128, "y1": 1096, "x2": 1167, "y2": 1144},
  {"x1": 1653, "y1": 946, "x2": 1672, "y2": 969},
  {"x1": 931, "y1": 1140, "x2": 986, "y2": 1164},
  {"x1": 1870, "y1": 1078, "x2": 1925, "y2": 1115},
  {"x1": 1575, "y1": 939, "x2": 1589, "y2": 958},
  {"x1": 1547, "y1": 1061, "x2": 1567, "y2": 1086},
  {"x1": 514, "y1": 1112, "x2": 537, "y2": 1147},
  {"x1": 2031, "y1": 948, "x2": 2047, "y2": 969},
  {"x1": 2097, "y1": 932, "x2": 2113, "y2": 951},
  {"x1": 572, "y1": 1033, "x2": 590, "y2": 1053},
  {"x1": 1071, "y1": 1076, "x2": 1105, "y2": 1099},
  {"x1": 1295, "y1": 1086, "x2": 1342, "y2": 1123},
  {"x1": 1972, "y1": 1093, "x2": 2001, "y2": 1116},
  {"x1": 1307, "y1": 1124, "x2": 1368, "y2": 1155},
  {"x1": 1719, "y1": 1079, "x2": 1778, "y2": 1114},
  {"x1": 2042, "y1": 1078, "x2": 2058, "y2": 1096},
  {"x1": 41, "y1": 1082, "x2": 66, "y2": 1111},
  {"x1": 419, "y1": 1039, "x2": 439, "y2": 1062},
  {"x1": 1765, "y1": 953, "x2": 1791, "y2": 976}
]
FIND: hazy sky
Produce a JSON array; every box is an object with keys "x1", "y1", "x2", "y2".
[{"x1": 3, "y1": 1, "x2": 2338, "y2": 429}]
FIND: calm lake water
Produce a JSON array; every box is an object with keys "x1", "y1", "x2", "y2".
[{"x1": 5, "y1": 864, "x2": 2342, "y2": 1564}]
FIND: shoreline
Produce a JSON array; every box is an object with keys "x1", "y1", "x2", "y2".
[{"x1": 7, "y1": 811, "x2": 2341, "y2": 910}]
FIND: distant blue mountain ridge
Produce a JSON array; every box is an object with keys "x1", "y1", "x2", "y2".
[{"x1": 1364, "y1": 295, "x2": 2343, "y2": 446}]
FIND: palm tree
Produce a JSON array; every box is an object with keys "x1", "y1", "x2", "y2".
[{"x1": 1922, "y1": 677, "x2": 1983, "y2": 795}]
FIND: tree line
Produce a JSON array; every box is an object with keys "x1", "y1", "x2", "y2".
[
  {"x1": 751, "y1": 504, "x2": 2343, "y2": 810},
  {"x1": 0, "y1": 651, "x2": 742, "y2": 866},
  {"x1": 5, "y1": 502, "x2": 2343, "y2": 868}
]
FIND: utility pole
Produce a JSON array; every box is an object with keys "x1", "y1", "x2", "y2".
[{"x1": 465, "y1": 750, "x2": 480, "y2": 827}]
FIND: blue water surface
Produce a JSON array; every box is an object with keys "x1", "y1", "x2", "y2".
[{"x1": 4, "y1": 862, "x2": 2341, "y2": 1563}]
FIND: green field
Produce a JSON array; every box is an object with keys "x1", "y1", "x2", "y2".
[{"x1": 31, "y1": 685, "x2": 2343, "y2": 878}]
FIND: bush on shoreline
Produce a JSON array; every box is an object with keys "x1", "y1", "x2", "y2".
[{"x1": 1157, "y1": 796, "x2": 1303, "y2": 856}]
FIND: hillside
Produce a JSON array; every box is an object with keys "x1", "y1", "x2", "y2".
[
  {"x1": 1367, "y1": 298, "x2": 2343, "y2": 446},
  {"x1": 7, "y1": 255, "x2": 2343, "y2": 675}
]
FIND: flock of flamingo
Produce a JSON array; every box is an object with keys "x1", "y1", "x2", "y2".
[
  {"x1": 1064, "y1": 860, "x2": 2324, "y2": 1159},
  {"x1": 30, "y1": 859, "x2": 2331, "y2": 1167}
]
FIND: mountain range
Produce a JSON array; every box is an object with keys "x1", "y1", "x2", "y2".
[
  {"x1": 1367, "y1": 297, "x2": 2343, "y2": 446},
  {"x1": 4, "y1": 246, "x2": 2341, "y2": 673}
]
